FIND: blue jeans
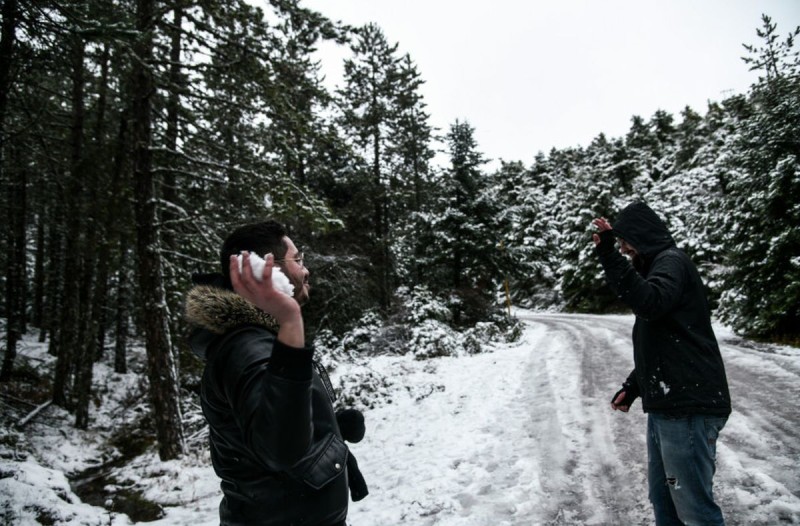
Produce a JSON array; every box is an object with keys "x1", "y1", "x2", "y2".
[{"x1": 647, "y1": 413, "x2": 728, "y2": 526}]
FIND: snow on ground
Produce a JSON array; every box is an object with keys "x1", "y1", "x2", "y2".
[{"x1": 1, "y1": 311, "x2": 799, "y2": 525}]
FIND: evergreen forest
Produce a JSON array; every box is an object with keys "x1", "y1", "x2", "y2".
[{"x1": 1, "y1": 0, "x2": 798, "y2": 461}]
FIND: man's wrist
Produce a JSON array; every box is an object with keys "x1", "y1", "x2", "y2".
[
  {"x1": 595, "y1": 230, "x2": 615, "y2": 256},
  {"x1": 277, "y1": 319, "x2": 305, "y2": 348},
  {"x1": 268, "y1": 338, "x2": 313, "y2": 380}
]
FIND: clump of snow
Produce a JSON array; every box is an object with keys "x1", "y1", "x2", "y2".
[{"x1": 236, "y1": 252, "x2": 294, "y2": 296}]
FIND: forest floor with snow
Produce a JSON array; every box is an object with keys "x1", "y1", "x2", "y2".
[{"x1": 1, "y1": 310, "x2": 799, "y2": 525}]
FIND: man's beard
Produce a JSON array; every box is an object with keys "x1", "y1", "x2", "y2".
[
  {"x1": 631, "y1": 253, "x2": 645, "y2": 273},
  {"x1": 294, "y1": 280, "x2": 309, "y2": 305}
]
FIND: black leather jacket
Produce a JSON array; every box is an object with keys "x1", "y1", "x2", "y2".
[{"x1": 186, "y1": 284, "x2": 351, "y2": 526}]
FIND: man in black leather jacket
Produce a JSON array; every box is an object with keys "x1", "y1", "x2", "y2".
[
  {"x1": 593, "y1": 202, "x2": 730, "y2": 526},
  {"x1": 186, "y1": 221, "x2": 367, "y2": 526}
]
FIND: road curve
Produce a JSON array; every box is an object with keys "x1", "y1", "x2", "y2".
[{"x1": 517, "y1": 312, "x2": 800, "y2": 525}]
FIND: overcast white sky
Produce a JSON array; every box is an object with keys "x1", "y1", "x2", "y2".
[{"x1": 302, "y1": 0, "x2": 800, "y2": 169}]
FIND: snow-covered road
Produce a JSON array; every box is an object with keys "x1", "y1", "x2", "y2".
[
  {"x1": 11, "y1": 312, "x2": 794, "y2": 525},
  {"x1": 348, "y1": 312, "x2": 800, "y2": 525}
]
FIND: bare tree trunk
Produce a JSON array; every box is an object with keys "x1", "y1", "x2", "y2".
[
  {"x1": 104, "y1": 104, "x2": 131, "y2": 373},
  {"x1": 162, "y1": 3, "x2": 182, "y2": 253},
  {"x1": 114, "y1": 232, "x2": 131, "y2": 374},
  {"x1": 162, "y1": 4, "x2": 184, "y2": 364},
  {"x1": 1, "y1": 0, "x2": 22, "y2": 382},
  {"x1": 2, "y1": 161, "x2": 26, "y2": 381},
  {"x1": 74, "y1": 180, "x2": 99, "y2": 422},
  {"x1": 91, "y1": 258, "x2": 112, "y2": 362},
  {"x1": 45, "y1": 176, "x2": 65, "y2": 357},
  {"x1": 33, "y1": 215, "x2": 46, "y2": 342},
  {"x1": 372, "y1": 128, "x2": 391, "y2": 311},
  {"x1": 74, "y1": 42, "x2": 114, "y2": 430},
  {"x1": 52, "y1": 36, "x2": 87, "y2": 407},
  {"x1": 131, "y1": 0, "x2": 184, "y2": 460}
]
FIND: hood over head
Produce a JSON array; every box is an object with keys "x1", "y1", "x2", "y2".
[{"x1": 612, "y1": 202, "x2": 675, "y2": 258}]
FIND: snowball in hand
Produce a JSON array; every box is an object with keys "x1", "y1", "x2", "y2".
[{"x1": 236, "y1": 252, "x2": 295, "y2": 296}]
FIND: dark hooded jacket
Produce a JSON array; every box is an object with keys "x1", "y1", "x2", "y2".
[
  {"x1": 185, "y1": 281, "x2": 363, "y2": 526},
  {"x1": 595, "y1": 202, "x2": 731, "y2": 416}
]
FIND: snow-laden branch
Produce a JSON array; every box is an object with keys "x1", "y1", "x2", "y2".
[{"x1": 17, "y1": 401, "x2": 53, "y2": 429}]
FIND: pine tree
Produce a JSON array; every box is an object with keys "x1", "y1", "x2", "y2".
[
  {"x1": 386, "y1": 53, "x2": 435, "y2": 286},
  {"x1": 643, "y1": 100, "x2": 746, "y2": 307},
  {"x1": 555, "y1": 136, "x2": 621, "y2": 312},
  {"x1": 337, "y1": 23, "x2": 400, "y2": 311},
  {"x1": 624, "y1": 114, "x2": 659, "y2": 191},
  {"x1": 719, "y1": 16, "x2": 800, "y2": 340},
  {"x1": 52, "y1": 23, "x2": 89, "y2": 408},
  {"x1": 0, "y1": 0, "x2": 23, "y2": 381},
  {"x1": 486, "y1": 161, "x2": 556, "y2": 308},
  {"x1": 427, "y1": 120, "x2": 500, "y2": 325},
  {"x1": 131, "y1": 0, "x2": 184, "y2": 459},
  {"x1": 674, "y1": 105, "x2": 704, "y2": 171}
]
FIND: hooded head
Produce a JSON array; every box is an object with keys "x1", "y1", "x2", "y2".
[{"x1": 612, "y1": 202, "x2": 675, "y2": 264}]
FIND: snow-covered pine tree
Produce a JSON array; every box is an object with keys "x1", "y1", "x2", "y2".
[
  {"x1": 427, "y1": 120, "x2": 502, "y2": 325},
  {"x1": 718, "y1": 16, "x2": 800, "y2": 340},
  {"x1": 387, "y1": 54, "x2": 436, "y2": 287},
  {"x1": 337, "y1": 23, "x2": 401, "y2": 311},
  {"x1": 488, "y1": 160, "x2": 557, "y2": 308},
  {"x1": 554, "y1": 136, "x2": 623, "y2": 312}
]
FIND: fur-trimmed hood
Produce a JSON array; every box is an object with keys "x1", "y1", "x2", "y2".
[{"x1": 185, "y1": 285, "x2": 278, "y2": 360}]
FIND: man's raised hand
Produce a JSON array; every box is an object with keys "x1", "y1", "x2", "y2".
[
  {"x1": 230, "y1": 252, "x2": 304, "y2": 348},
  {"x1": 592, "y1": 217, "x2": 613, "y2": 246}
]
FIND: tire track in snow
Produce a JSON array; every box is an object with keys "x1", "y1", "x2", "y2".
[
  {"x1": 350, "y1": 312, "x2": 800, "y2": 525},
  {"x1": 521, "y1": 313, "x2": 800, "y2": 526},
  {"x1": 713, "y1": 335, "x2": 800, "y2": 525},
  {"x1": 518, "y1": 313, "x2": 650, "y2": 525}
]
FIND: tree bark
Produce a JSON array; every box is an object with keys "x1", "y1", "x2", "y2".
[
  {"x1": 114, "y1": 232, "x2": 131, "y2": 375},
  {"x1": 45, "y1": 174, "x2": 65, "y2": 358},
  {"x1": 94, "y1": 106, "x2": 130, "y2": 363},
  {"x1": 33, "y1": 215, "x2": 46, "y2": 342},
  {"x1": 162, "y1": 3, "x2": 182, "y2": 254},
  {"x1": 52, "y1": 35, "x2": 87, "y2": 407},
  {"x1": 74, "y1": 42, "x2": 114, "y2": 430},
  {"x1": 2, "y1": 162, "x2": 26, "y2": 381},
  {"x1": 109, "y1": 107, "x2": 132, "y2": 373},
  {"x1": 162, "y1": 4, "x2": 184, "y2": 360},
  {"x1": 131, "y1": 0, "x2": 184, "y2": 460},
  {"x1": 0, "y1": 0, "x2": 21, "y2": 382}
]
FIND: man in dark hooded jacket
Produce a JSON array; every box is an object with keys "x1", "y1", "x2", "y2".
[
  {"x1": 593, "y1": 202, "x2": 731, "y2": 526},
  {"x1": 185, "y1": 221, "x2": 367, "y2": 526}
]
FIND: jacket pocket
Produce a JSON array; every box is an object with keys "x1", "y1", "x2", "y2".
[{"x1": 291, "y1": 432, "x2": 348, "y2": 490}]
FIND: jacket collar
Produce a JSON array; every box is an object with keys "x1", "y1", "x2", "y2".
[{"x1": 185, "y1": 285, "x2": 279, "y2": 336}]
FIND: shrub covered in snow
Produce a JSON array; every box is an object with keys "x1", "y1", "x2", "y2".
[
  {"x1": 311, "y1": 286, "x2": 523, "y2": 409},
  {"x1": 397, "y1": 286, "x2": 452, "y2": 325},
  {"x1": 339, "y1": 311, "x2": 385, "y2": 354},
  {"x1": 408, "y1": 319, "x2": 460, "y2": 359}
]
